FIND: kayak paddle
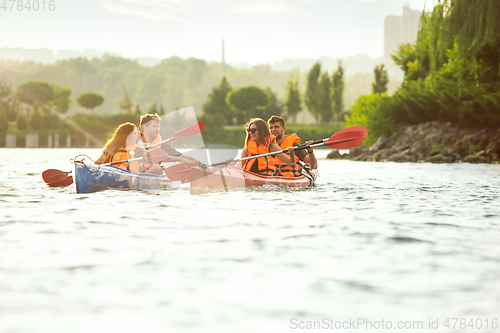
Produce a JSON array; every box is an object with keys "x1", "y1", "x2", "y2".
[
  {"x1": 165, "y1": 125, "x2": 368, "y2": 183},
  {"x1": 143, "y1": 121, "x2": 205, "y2": 150},
  {"x1": 42, "y1": 169, "x2": 72, "y2": 185}
]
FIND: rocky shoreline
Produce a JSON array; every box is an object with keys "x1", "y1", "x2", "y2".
[{"x1": 327, "y1": 121, "x2": 500, "y2": 163}]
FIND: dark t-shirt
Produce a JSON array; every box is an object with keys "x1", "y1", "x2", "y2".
[
  {"x1": 161, "y1": 142, "x2": 182, "y2": 157},
  {"x1": 293, "y1": 142, "x2": 308, "y2": 160}
]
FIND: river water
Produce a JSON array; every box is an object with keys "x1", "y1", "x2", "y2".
[{"x1": 1, "y1": 148, "x2": 500, "y2": 333}]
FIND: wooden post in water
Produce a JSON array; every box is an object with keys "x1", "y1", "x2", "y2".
[
  {"x1": 6, "y1": 134, "x2": 16, "y2": 148},
  {"x1": 26, "y1": 134, "x2": 39, "y2": 148}
]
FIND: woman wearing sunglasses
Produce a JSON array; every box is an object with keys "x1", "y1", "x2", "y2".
[{"x1": 240, "y1": 118, "x2": 296, "y2": 176}]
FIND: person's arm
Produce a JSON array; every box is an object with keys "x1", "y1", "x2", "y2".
[
  {"x1": 270, "y1": 143, "x2": 296, "y2": 166},
  {"x1": 234, "y1": 147, "x2": 248, "y2": 168},
  {"x1": 302, "y1": 140, "x2": 318, "y2": 169},
  {"x1": 240, "y1": 147, "x2": 248, "y2": 159}
]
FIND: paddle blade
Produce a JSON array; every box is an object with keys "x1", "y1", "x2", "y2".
[
  {"x1": 336, "y1": 125, "x2": 369, "y2": 138},
  {"x1": 143, "y1": 149, "x2": 172, "y2": 164},
  {"x1": 48, "y1": 176, "x2": 73, "y2": 187},
  {"x1": 325, "y1": 130, "x2": 364, "y2": 149},
  {"x1": 172, "y1": 121, "x2": 205, "y2": 140},
  {"x1": 165, "y1": 163, "x2": 198, "y2": 182},
  {"x1": 42, "y1": 169, "x2": 69, "y2": 184}
]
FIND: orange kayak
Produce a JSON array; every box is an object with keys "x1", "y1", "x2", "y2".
[{"x1": 189, "y1": 165, "x2": 318, "y2": 190}]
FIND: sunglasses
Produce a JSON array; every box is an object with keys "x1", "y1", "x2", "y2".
[{"x1": 247, "y1": 128, "x2": 257, "y2": 134}]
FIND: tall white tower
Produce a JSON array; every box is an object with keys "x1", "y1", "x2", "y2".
[{"x1": 221, "y1": 39, "x2": 225, "y2": 65}]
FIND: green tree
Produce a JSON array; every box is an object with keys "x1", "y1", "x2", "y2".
[
  {"x1": 226, "y1": 85, "x2": 269, "y2": 125},
  {"x1": 201, "y1": 77, "x2": 233, "y2": 127},
  {"x1": 345, "y1": 93, "x2": 394, "y2": 146},
  {"x1": 261, "y1": 88, "x2": 284, "y2": 121},
  {"x1": 16, "y1": 113, "x2": 27, "y2": 130},
  {"x1": 372, "y1": 64, "x2": 389, "y2": 94},
  {"x1": 28, "y1": 107, "x2": 43, "y2": 131},
  {"x1": 331, "y1": 60, "x2": 344, "y2": 121},
  {"x1": 0, "y1": 78, "x2": 16, "y2": 121},
  {"x1": 76, "y1": 91, "x2": 105, "y2": 114},
  {"x1": 384, "y1": 0, "x2": 500, "y2": 127},
  {"x1": 50, "y1": 85, "x2": 72, "y2": 114},
  {"x1": 41, "y1": 106, "x2": 60, "y2": 130},
  {"x1": 392, "y1": 43, "x2": 428, "y2": 81},
  {"x1": 318, "y1": 73, "x2": 333, "y2": 123},
  {"x1": 15, "y1": 81, "x2": 53, "y2": 105},
  {"x1": 0, "y1": 104, "x2": 8, "y2": 132},
  {"x1": 304, "y1": 63, "x2": 321, "y2": 122},
  {"x1": 284, "y1": 75, "x2": 301, "y2": 123}
]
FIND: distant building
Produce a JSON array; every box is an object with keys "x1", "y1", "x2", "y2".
[
  {"x1": 384, "y1": 3, "x2": 421, "y2": 78},
  {"x1": 221, "y1": 39, "x2": 225, "y2": 65}
]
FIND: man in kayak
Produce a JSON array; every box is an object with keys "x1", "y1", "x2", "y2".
[
  {"x1": 267, "y1": 116, "x2": 318, "y2": 176},
  {"x1": 138, "y1": 113, "x2": 200, "y2": 173}
]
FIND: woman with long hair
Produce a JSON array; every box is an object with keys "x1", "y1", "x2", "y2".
[
  {"x1": 95, "y1": 122, "x2": 141, "y2": 172},
  {"x1": 240, "y1": 118, "x2": 296, "y2": 175}
]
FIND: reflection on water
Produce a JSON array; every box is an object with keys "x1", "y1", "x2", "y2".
[{"x1": 1, "y1": 148, "x2": 499, "y2": 333}]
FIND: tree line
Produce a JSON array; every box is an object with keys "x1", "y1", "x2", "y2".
[
  {"x1": 1, "y1": 51, "x2": 395, "y2": 146},
  {"x1": 199, "y1": 60, "x2": 349, "y2": 128},
  {"x1": 0, "y1": 59, "x2": 390, "y2": 146}
]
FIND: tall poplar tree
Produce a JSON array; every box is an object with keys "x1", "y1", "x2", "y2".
[
  {"x1": 284, "y1": 75, "x2": 301, "y2": 123},
  {"x1": 331, "y1": 60, "x2": 344, "y2": 121},
  {"x1": 0, "y1": 105, "x2": 8, "y2": 132},
  {"x1": 304, "y1": 63, "x2": 322, "y2": 122},
  {"x1": 318, "y1": 73, "x2": 333, "y2": 123},
  {"x1": 0, "y1": 78, "x2": 16, "y2": 121}
]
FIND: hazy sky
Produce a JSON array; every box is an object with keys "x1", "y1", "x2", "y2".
[{"x1": 0, "y1": 0, "x2": 429, "y2": 64}]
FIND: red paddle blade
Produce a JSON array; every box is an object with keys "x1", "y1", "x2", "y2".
[
  {"x1": 325, "y1": 130, "x2": 364, "y2": 149},
  {"x1": 42, "y1": 169, "x2": 69, "y2": 184},
  {"x1": 144, "y1": 149, "x2": 172, "y2": 163},
  {"x1": 172, "y1": 121, "x2": 205, "y2": 140},
  {"x1": 336, "y1": 125, "x2": 369, "y2": 138},
  {"x1": 48, "y1": 176, "x2": 73, "y2": 187},
  {"x1": 165, "y1": 163, "x2": 198, "y2": 182}
]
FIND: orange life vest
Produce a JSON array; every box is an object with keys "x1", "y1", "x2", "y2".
[
  {"x1": 104, "y1": 144, "x2": 140, "y2": 172},
  {"x1": 274, "y1": 133, "x2": 302, "y2": 177},
  {"x1": 243, "y1": 134, "x2": 276, "y2": 176}
]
